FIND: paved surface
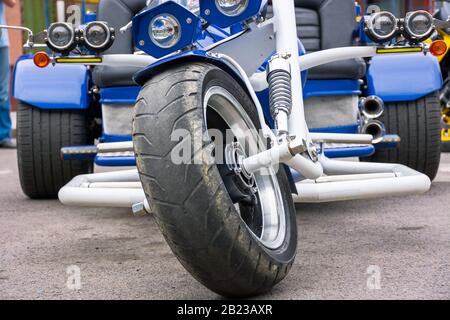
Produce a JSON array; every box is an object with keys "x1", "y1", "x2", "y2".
[{"x1": 0, "y1": 149, "x2": 449, "y2": 300}]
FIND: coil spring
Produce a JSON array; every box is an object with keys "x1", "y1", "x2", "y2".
[{"x1": 268, "y1": 69, "x2": 292, "y2": 118}]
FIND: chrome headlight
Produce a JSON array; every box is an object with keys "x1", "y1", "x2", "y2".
[
  {"x1": 133, "y1": 1, "x2": 201, "y2": 58},
  {"x1": 82, "y1": 21, "x2": 115, "y2": 52},
  {"x1": 365, "y1": 11, "x2": 399, "y2": 43},
  {"x1": 403, "y1": 11, "x2": 434, "y2": 42},
  {"x1": 215, "y1": 0, "x2": 249, "y2": 17},
  {"x1": 46, "y1": 22, "x2": 76, "y2": 53},
  {"x1": 200, "y1": 0, "x2": 264, "y2": 28},
  {"x1": 149, "y1": 14, "x2": 181, "y2": 48}
]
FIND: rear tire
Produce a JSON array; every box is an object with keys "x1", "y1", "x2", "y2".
[
  {"x1": 442, "y1": 140, "x2": 450, "y2": 153},
  {"x1": 133, "y1": 63, "x2": 297, "y2": 298},
  {"x1": 363, "y1": 92, "x2": 441, "y2": 181},
  {"x1": 17, "y1": 102, "x2": 93, "y2": 199}
]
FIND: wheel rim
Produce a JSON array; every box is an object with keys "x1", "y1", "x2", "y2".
[{"x1": 204, "y1": 86, "x2": 286, "y2": 250}]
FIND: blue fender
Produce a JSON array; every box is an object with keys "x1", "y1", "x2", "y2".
[
  {"x1": 366, "y1": 53, "x2": 443, "y2": 102},
  {"x1": 133, "y1": 50, "x2": 249, "y2": 88},
  {"x1": 13, "y1": 55, "x2": 91, "y2": 109}
]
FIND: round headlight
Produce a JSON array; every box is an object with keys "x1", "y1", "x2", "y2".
[
  {"x1": 215, "y1": 0, "x2": 249, "y2": 17},
  {"x1": 404, "y1": 11, "x2": 434, "y2": 42},
  {"x1": 83, "y1": 21, "x2": 115, "y2": 52},
  {"x1": 149, "y1": 14, "x2": 181, "y2": 49},
  {"x1": 46, "y1": 22, "x2": 76, "y2": 53},
  {"x1": 365, "y1": 12, "x2": 399, "y2": 43}
]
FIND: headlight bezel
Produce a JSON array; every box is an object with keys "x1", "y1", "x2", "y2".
[
  {"x1": 364, "y1": 11, "x2": 399, "y2": 43},
  {"x1": 82, "y1": 21, "x2": 115, "y2": 52},
  {"x1": 403, "y1": 10, "x2": 435, "y2": 42},
  {"x1": 132, "y1": 1, "x2": 202, "y2": 58},
  {"x1": 45, "y1": 22, "x2": 77, "y2": 54}
]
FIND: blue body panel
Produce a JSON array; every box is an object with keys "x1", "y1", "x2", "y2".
[
  {"x1": 13, "y1": 55, "x2": 90, "y2": 109},
  {"x1": 95, "y1": 156, "x2": 136, "y2": 167},
  {"x1": 366, "y1": 53, "x2": 443, "y2": 102},
  {"x1": 310, "y1": 124, "x2": 360, "y2": 134},
  {"x1": 100, "y1": 134, "x2": 132, "y2": 143},
  {"x1": 325, "y1": 145, "x2": 375, "y2": 158},
  {"x1": 100, "y1": 86, "x2": 140, "y2": 104},
  {"x1": 303, "y1": 79, "x2": 361, "y2": 100}
]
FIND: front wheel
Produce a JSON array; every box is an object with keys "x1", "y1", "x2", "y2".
[
  {"x1": 363, "y1": 92, "x2": 441, "y2": 181},
  {"x1": 133, "y1": 63, "x2": 297, "y2": 298}
]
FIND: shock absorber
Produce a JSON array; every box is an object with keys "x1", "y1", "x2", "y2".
[{"x1": 267, "y1": 54, "x2": 292, "y2": 136}]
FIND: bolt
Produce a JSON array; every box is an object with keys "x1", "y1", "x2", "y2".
[
  {"x1": 139, "y1": 40, "x2": 145, "y2": 46},
  {"x1": 132, "y1": 202, "x2": 149, "y2": 217}
]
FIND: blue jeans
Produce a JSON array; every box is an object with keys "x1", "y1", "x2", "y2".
[{"x1": 0, "y1": 46, "x2": 12, "y2": 143}]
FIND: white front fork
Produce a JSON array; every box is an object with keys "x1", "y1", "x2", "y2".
[{"x1": 272, "y1": 0, "x2": 309, "y2": 143}]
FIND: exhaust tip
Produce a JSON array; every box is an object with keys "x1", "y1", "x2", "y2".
[
  {"x1": 362, "y1": 120, "x2": 386, "y2": 144},
  {"x1": 360, "y1": 96, "x2": 385, "y2": 119}
]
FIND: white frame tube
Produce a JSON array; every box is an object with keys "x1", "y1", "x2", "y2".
[
  {"x1": 58, "y1": 170, "x2": 145, "y2": 208},
  {"x1": 294, "y1": 158, "x2": 431, "y2": 203}
]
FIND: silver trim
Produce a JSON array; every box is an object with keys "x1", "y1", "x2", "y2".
[
  {"x1": 83, "y1": 21, "x2": 111, "y2": 50},
  {"x1": 46, "y1": 22, "x2": 76, "y2": 51},
  {"x1": 366, "y1": 11, "x2": 398, "y2": 41},
  {"x1": 404, "y1": 10, "x2": 434, "y2": 40},
  {"x1": 204, "y1": 86, "x2": 287, "y2": 250}
]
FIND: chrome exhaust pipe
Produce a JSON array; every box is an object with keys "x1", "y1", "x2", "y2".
[
  {"x1": 361, "y1": 120, "x2": 386, "y2": 144},
  {"x1": 360, "y1": 95, "x2": 385, "y2": 119}
]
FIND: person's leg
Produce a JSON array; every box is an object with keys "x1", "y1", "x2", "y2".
[{"x1": 0, "y1": 46, "x2": 12, "y2": 143}]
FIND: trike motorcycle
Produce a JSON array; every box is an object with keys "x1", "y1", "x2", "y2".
[
  {"x1": 426, "y1": 0, "x2": 450, "y2": 152},
  {"x1": 2, "y1": 0, "x2": 447, "y2": 297},
  {"x1": 356, "y1": 5, "x2": 443, "y2": 179}
]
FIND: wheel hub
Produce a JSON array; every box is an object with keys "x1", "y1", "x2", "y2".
[{"x1": 219, "y1": 142, "x2": 258, "y2": 204}]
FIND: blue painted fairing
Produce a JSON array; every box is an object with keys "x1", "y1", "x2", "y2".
[
  {"x1": 100, "y1": 86, "x2": 140, "y2": 104},
  {"x1": 95, "y1": 156, "x2": 136, "y2": 167},
  {"x1": 310, "y1": 124, "x2": 360, "y2": 134},
  {"x1": 366, "y1": 53, "x2": 443, "y2": 102},
  {"x1": 13, "y1": 55, "x2": 90, "y2": 109},
  {"x1": 324, "y1": 145, "x2": 375, "y2": 158},
  {"x1": 99, "y1": 134, "x2": 132, "y2": 143},
  {"x1": 303, "y1": 79, "x2": 361, "y2": 99},
  {"x1": 134, "y1": 50, "x2": 247, "y2": 86}
]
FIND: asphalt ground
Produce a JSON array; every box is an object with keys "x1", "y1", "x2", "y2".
[{"x1": 0, "y1": 149, "x2": 449, "y2": 300}]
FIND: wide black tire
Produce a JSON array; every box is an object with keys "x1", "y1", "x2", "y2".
[
  {"x1": 363, "y1": 92, "x2": 441, "y2": 181},
  {"x1": 442, "y1": 141, "x2": 450, "y2": 153},
  {"x1": 17, "y1": 102, "x2": 93, "y2": 199},
  {"x1": 133, "y1": 63, "x2": 297, "y2": 298}
]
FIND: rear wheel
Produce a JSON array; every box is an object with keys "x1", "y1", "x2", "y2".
[
  {"x1": 363, "y1": 92, "x2": 441, "y2": 181},
  {"x1": 133, "y1": 63, "x2": 297, "y2": 298},
  {"x1": 17, "y1": 102, "x2": 93, "y2": 199}
]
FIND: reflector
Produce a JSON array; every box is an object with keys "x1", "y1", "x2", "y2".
[{"x1": 33, "y1": 51, "x2": 50, "y2": 68}]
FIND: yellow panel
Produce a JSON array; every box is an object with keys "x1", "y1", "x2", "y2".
[
  {"x1": 376, "y1": 47, "x2": 423, "y2": 54},
  {"x1": 55, "y1": 57, "x2": 102, "y2": 64}
]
